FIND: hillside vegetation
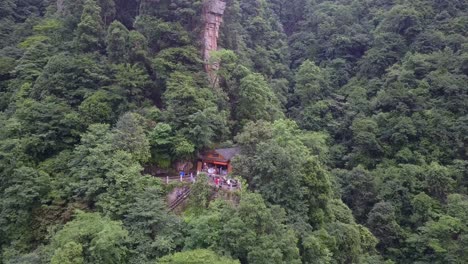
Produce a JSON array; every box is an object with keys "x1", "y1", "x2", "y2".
[{"x1": 0, "y1": 0, "x2": 467, "y2": 263}]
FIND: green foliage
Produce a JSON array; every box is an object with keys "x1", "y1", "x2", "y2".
[
  {"x1": 106, "y1": 20, "x2": 129, "y2": 63},
  {"x1": 98, "y1": 0, "x2": 116, "y2": 26},
  {"x1": 14, "y1": 97, "x2": 83, "y2": 159},
  {"x1": 163, "y1": 71, "x2": 228, "y2": 149},
  {"x1": 187, "y1": 173, "x2": 212, "y2": 213},
  {"x1": 18, "y1": 35, "x2": 49, "y2": 49},
  {"x1": 424, "y1": 162, "x2": 455, "y2": 201},
  {"x1": 222, "y1": 0, "x2": 291, "y2": 80},
  {"x1": 78, "y1": 91, "x2": 115, "y2": 123},
  {"x1": 185, "y1": 192, "x2": 301, "y2": 264},
  {"x1": 14, "y1": 42, "x2": 52, "y2": 82},
  {"x1": 233, "y1": 119, "x2": 332, "y2": 226},
  {"x1": 124, "y1": 186, "x2": 184, "y2": 262},
  {"x1": 48, "y1": 211, "x2": 128, "y2": 263},
  {"x1": 139, "y1": 0, "x2": 203, "y2": 26},
  {"x1": 410, "y1": 192, "x2": 441, "y2": 227},
  {"x1": 301, "y1": 229, "x2": 333, "y2": 264},
  {"x1": 295, "y1": 60, "x2": 330, "y2": 104},
  {"x1": 149, "y1": 122, "x2": 174, "y2": 166},
  {"x1": 111, "y1": 63, "x2": 152, "y2": 105},
  {"x1": 68, "y1": 123, "x2": 158, "y2": 219},
  {"x1": 112, "y1": 112, "x2": 150, "y2": 163},
  {"x1": 51, "y1": 242, "x2": 84, "y2": 264},
  {"x1": 158, "y1": 249, "x2": 239, "y2": 264},
  {"x1": 32, "y1": 54, "x2": 107, "y2": 106},
  {"x1": 134, "y1": 16, "x2": 191, "y2": 53},
  {"x1": 291, "y1": 59, "x2": 338, "y2": 132},
  {"x1": 0, "y1": 0, "x2": 467, "y2": 263},
  {"x1": 236, "y1": 73, "x2": 284, "y2": 125},
  {"x1": 335, "y1": 166, "x2": 378, "y2": 222},
  {"x1": 75, "y1": 0, "x2": 104, "y2": 52},
  {"x1": 366, "y1": 202, "x2": 404, "y2": 257},
  {"x1": 148, "y1": 122, "x2": 195, "y2": 166},
  {"x1": 0, "y1": 167, "x2": 50, "y2": 254},
  {"x1": 349, "y1": 117, "x2": 383, "y2": 167},
  {"x1": 407, "y1": 215, "x2": 467, "y2": 263}
]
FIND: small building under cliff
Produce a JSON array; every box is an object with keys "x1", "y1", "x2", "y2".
[{"x1": 197, "y1": 147, "x2": 240, "y2": 175}]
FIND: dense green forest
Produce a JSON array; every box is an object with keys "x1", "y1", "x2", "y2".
[{"x1": 0, "y1": 0, "x2": 467, "y2": 263}]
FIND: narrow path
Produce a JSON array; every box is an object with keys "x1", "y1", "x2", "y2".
[
  {"x1": 169, "y1": 187, "x2": 191, "y2": 211},
  {"x1": 163, "y1": 174, "x2": 241, "y2": 211}
]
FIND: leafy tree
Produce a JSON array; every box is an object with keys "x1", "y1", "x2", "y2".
[
  {"x1": 335, "y1": 166, "x2": 378, "y2": 223},
  {"x1": 148, "y1": 122, "x2": 174, "y2": 167},
  {"x1": 233, "y1": 119, "x2": 332, "y2": 226},
  {"x1": 163, "y1": 71, "x2": 228, "y2": 149},
  {"x1": 376, "y1": 5, "x2": 423, "y2": 42},
  {"x1": 47, "y1": 211, "x2": 128, "y2": 264},
  {"x1": 423, "y1": 162, "x2": 455, "y2": 201},
  {"x1": 124, "y1": 186, "x2": 184, "y2": 263},
  {"x1": 446, "y1": 194, "x2": 468, "y2": 223},
  {"x1": 69, "y1": 124, "x2": 155, "y2": 218},
  {"x1": 14, "y1": 97, "x2": 82, "y2": 159},
  {"x1": 75, "y1": 0, "x2": 104, "y2": 52},
  {"x1": 349, "y1": 118, "x2": 382, "y2": 168},
  {"x1": 233, "y1": 120, "x2": 309, "y2": 217},
  {"x1": 14, "y1": 42, "x2": 51, "y2": 82},
  {"x1": 134, "y1": 16, "x2": 191, "y2": 53},
  {"x1": 325, "y1": 222, "x2": 377, "y2": 264},
  {"x1": 295, "y1": 60, "x2": 330, "y2": 104},
  {"x1": 148, "y1": 122, "x2": 196, "y2": 167},
  {"x1": 301, "y1": 229, "x2": 333, "y2": 264},
  {"x1": 106, "y1": 20, "x2": 129, "y2": 63},
  {"x1": 78, "y1": 91, "x2": 117, "y2": 124},
  {"x1": 406, "y1": 215, "x2": 467, "y2": 263},
  {"x1": 112, "y1": 112, "x2": 150, "y2": 163},
  {"x1": 366, "y1": 202, "x2": 404, "y2": 257},
  {"x1": 32, "y1": 54, "x2": 107, "y2": 106},
  {"x1": 0, "y1": 167, "x2": 50, "y2": 255},
  {"x1": 185, "y1": 192, "x2": 301, "y2": 264},
  {"x1": 98, "y1": 0, "x2": 116, "y2": 26},
  {"x1": 187, "y1": 173, "x2": 212, "y2": 213},
  {"x1": 236, "y1": 73, "x2": 283, "y2": 125},
  {"x1": 159, "y1": 249, "x2": 239, "y2": 264},
  {"x1": 374, "y1": 164, "x2": 426, "y2": 224},
  {"x1": 152, "y1": 46, "x2": 203, "y2": 84},
  {"x1": 410, "y1": 192, "x2": 441, "y2": 227},
  {"x1": 128, "y1": 30, "x2": 148, "y2": 63},
  {"x1": 221, "y1": 0, "x2": 291, "y2": 81},
  {"x1": 111, "y1": 63, "x2": 152, "y2": 105},
  {"x1": 51, "y1": 242, "x2": 84, "y2": 264},
  {"x1": 358, "y1": 33, "x2": 406, "y2": 78},
  {"x1": 1, "y1": 0, "x2": 467, "y2": 262}
]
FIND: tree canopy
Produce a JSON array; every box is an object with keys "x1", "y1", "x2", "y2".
[{"x1": 0, "y1": 0, "x2": 466, "y2": 263}]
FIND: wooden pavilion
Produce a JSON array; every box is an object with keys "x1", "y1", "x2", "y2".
[{"x1": 197, "y1": 147, "x2": 240, "y2": 175}]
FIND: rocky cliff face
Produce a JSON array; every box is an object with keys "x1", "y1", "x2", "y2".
[
  {"x1": 56, "y1": 0, "x2": 64, "y2": 14},
  {"x1": 202, "y1": 0, "x2": 226, "y2": 84}
]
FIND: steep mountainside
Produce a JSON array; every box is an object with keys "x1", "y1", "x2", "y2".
[{"x1": 0, "y1": 1, "x2": 467, "y2": 263}]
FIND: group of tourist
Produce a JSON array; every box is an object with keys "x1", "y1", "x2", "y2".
[
  {"x1": 211, "y1": 175, "x2": 238, "y2": 190},
  {"x1": 179, "y1": 171, "x2": 195, "y2": 182},
  {"x1": 177, "y1": 167, "x2": 239, "y2": 190}
]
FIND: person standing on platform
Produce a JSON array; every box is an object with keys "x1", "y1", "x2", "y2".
[{"x1": 179, "y1": 171, "x2": 185, "y2": 182}]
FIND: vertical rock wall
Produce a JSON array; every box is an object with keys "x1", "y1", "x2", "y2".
[
  {"x1": 56, "y1": 0, "x2": 65, "y2": 14},
  {"x1": 202, "y1": 0, "x2": 226, "y2": 84}
]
